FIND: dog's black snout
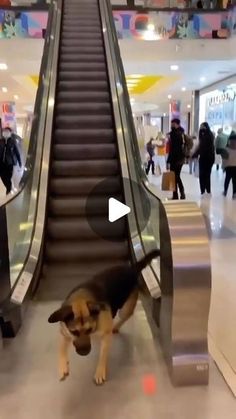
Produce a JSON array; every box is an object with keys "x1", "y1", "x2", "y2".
[
  {"x1": 75, "y1": 344, "x2": 91, "y2": 356},
  {"x1": 85, "y1": 327, "x2": 92, "y2": 334},
  {"x1": 72, "y1": 330, "x2": 80, "y2": 337}
]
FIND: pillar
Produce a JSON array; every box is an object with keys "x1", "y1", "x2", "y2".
[{"x1": 191, "y1": 90, "x2": 200, "y2": 135}]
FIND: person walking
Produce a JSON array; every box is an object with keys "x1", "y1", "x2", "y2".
[
  {"x1": 222, "y1": 129, "x2": 236, "y2": 199},
  {"x1": 0, "y1": 127, "x2": 22, "y2": 195},
  {"x1": 215, "y1": 128, "x2": 228, "y2": 169},
  {"x1": 167, "y1": 118, "x2": 186, "y2": 200},
  {"x1": 193, "y1": 122, "x2": 215, "y2": 196},
  {"x1": 145, "y1": 138, "x2": 155, "y2": 175}
]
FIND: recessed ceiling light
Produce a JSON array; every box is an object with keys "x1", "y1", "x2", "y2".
[
  {"x1": 200, "y1": 77, "x2": 206, "y2": 82},
  {"x1": 0, "y1": 63, "x2": 7, "y2": 70},
  {"x1": 2, "y1": 87, "x2": 8, "y2": 93},
  {"x1": 170, "y1": 65, "x2": 179, "y2": 71},
  {"x1": 163, "y1": 113, "x2": 167, "y2": 117},
  {"x1": 168, "y1": 94, "x2": 172, "y2": 100},
  {"x1": 14, "y1": 95, "x2": 19, "y2": 100},
  {"x1": 147, "y1": 23, "x2": 155, "y2": 31},
  {"x1": 181, "y1": 87, "x2": 186, "y2": 92},
  {"x1": 187, "y1": 104, "x2": 191, "y2": 109}
]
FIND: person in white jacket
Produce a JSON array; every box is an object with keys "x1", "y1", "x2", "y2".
[{"x1": 222, "y1": 130, "x2": 236, "y2": 199}]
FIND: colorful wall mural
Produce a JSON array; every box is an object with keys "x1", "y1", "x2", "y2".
[
  {"x1": 0, "y1": 10, "x2": 48, "y2": 39},
  {"x1": 0, "y1": 7, "x2": 236, "y2": 41},
  {"x1": 113, "y1": 7, "x2": 236, "y2": 40}
]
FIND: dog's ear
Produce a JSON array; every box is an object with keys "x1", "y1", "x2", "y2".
[
  {"x1": 48, "y1": 305, "x2": 74, "y2": 323},
  {"x1": 87, "y1": 301, "x2": 106, "y2": 316}
]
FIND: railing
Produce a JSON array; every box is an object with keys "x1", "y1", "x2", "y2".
[
  {"x1": 111, "y1": 0, "x2": 230, "y2": 10},
  {"x1": 0, "y1": 0, "x2": 60, "y2": 308},
  {"x1": 103, "y1": 0, "x2": 212, "y2": 386}
]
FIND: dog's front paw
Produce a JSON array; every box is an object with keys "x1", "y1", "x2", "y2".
[
  {"x1": 94, "y1": 365, "x2": 106, "y2": 385},
  {"x1": 59, "y1": 361, "x2": 69, "y2": 381}
]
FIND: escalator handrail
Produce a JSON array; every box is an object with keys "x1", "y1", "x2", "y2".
[
  {"x1": 8, "y1": 0, "x2": 62, "y2": 304},
  {"x1": 103, "y1": 0, "x2": 163, "y2": 204},
  {"x1": 100, "y1": 0, "x2": 162, "y2": 297},
  {"x1": 0, "y1": 0, "x2": 57, "y2": 210}
]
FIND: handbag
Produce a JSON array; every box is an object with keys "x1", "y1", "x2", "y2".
[{"x1": 161, "y1": 171, "x2": 176, "y2": 191}]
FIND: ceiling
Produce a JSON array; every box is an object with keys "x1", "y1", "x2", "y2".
[
  {"x1": 119, "y1": 38, "x2": 236, "y2": 115},
  {"x1": 1, "y1": 36, "x2": 236, "y2": 120}
]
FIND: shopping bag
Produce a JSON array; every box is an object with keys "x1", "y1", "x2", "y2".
[{"x1": 161, "y1": 171, "x2": 176, "y2": 191}]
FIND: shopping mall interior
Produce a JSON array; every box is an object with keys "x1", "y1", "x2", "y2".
[{"x1": 0, "y1": 0, "x2": 236, "y2": 418}]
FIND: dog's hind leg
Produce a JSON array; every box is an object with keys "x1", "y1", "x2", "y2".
[
  {"x1": 59, "y1": 333, "x2": 71, "y2": 381},
  {"x1": 113, "y1": 289, "x2": 138, "y2": 333}
]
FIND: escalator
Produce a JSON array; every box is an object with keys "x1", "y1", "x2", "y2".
[
  {"x1": 0, "y1": 0, "x2": 211, "y2": 396},
  {"x1": 37, "y1": 0, "x2": 130, "y2": 300}
]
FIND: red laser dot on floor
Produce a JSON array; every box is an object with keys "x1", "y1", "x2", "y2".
[{"x1": 142, "y1": 374, "x2": 157, "y2": 395}]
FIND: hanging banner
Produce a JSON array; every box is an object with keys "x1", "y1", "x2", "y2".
[
  {"x1": 0, "y1": 102, "x2": 17, "y2": 132},
  {"x1": 170, "y1": 100, "x2": 181, "y2": 121}
]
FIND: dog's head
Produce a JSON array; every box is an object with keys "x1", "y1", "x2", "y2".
[{"x1": 48, "y1": 300, "x2": 106, "y2": 356}]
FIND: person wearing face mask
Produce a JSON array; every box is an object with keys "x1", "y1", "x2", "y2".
[
  {"x1": 0, "y1": 127, "x2": 22, "y2": 195},
  {"x1": 192, "y1": 122, "x2": 215, "y2": 196}
]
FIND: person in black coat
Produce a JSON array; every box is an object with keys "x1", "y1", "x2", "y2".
[
  {"x1": 193, "y1": 122, "x2": 215, "y2": 195},
  {"x1": 0, "y1": 127, "x2": 22, "y2": 195},
  {"x1": 167, "y1": 118, "x2": 186, "y2": 200},
  {"x1": 145, "y1": 138, "x2": 155, "y2": 175}
]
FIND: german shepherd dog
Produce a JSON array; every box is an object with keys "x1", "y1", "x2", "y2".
[{"x1": 48, "y1": 249, "x2": 160, "y2": 385}]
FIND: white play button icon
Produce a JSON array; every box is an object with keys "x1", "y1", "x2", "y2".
[{"x1": 108, "y1": 198, "x2": 131, "y2": 223}]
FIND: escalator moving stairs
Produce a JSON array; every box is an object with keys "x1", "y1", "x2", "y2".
[{"x1": 37, "y1": 0, "x2": 130, "y2": 300}]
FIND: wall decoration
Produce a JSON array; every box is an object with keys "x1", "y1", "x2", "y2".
[
  {"x1": 0, "y1": 102, "x2": 17, "y2": 131},
  {"x1": 0, "y1": 6, "x2": 236, "y2": 41},
  {"x1": 113, "y1": 7, "x2": 236, "y2": 40},
  {"x1": 0, "y1": 10, "x2": 48, "y2": 39},
  {"x1": 170, "y1": 100, "x2": 181, "y2": 120}
]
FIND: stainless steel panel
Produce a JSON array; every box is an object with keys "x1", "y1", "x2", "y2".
[{"x1": 160, "y1": 200, "x2": 211, "y2": 385}]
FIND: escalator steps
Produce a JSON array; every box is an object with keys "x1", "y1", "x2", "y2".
[{"x1": 40, "y1": 0, "x2": 129, "y2": 294}]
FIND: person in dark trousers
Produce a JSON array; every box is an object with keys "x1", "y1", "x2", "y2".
[
  {"x1": 167, "y1": 118, "x2": 186, "y2": 200},
  {"x1": 193, "y1": 122, "x2": 215, "y2": 196},
  {"x1": 222, "y1": 130, "x2": 236, "y2": 199},
  {"x1": 145, "y1": 138, "x2": 155, "y2": 175},
  {"x1": 0, "y1": 127, "x2": 22, "y2": 195}
]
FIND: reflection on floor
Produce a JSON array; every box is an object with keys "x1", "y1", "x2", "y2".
[
  {"x1": 1, "y1": 164, "x2": 236, "y2": 416},
  {"x1": 0, "y1": 302, "x2": 235, "y2": 419},
  {"x1": 149, "y1": 164, "x2": 236, "y2": 396}
]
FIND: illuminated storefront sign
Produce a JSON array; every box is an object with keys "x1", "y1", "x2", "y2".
[
  {"x1": 201, "y1": 86, "x2": 236, "y2": 133},
  {"x1": 208, "y1": 90, "x2": 236, "y2": 107}
]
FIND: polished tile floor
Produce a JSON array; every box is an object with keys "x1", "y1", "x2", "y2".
[
  {"x1": 150, "y1": 163, "x2": 236, "y2": 396},
  {"x1": 0, "y1": 301, "x2": 235, "y2": 419},
  {"x1": 1, "y1": 164, "x2": 236, "y2": 418}
]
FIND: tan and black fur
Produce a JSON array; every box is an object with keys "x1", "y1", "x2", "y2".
[{"x1": 48, "y1": 249, "x2": 160, "y2": 385}]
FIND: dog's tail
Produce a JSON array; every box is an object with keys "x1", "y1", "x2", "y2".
[{"x1": 134, "y1": 249, "x2": 160, "y2": 274}]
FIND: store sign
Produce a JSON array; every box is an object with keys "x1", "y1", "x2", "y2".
[{"x1": 208, "y1": 90, "x2": 236, "y2": 107}]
